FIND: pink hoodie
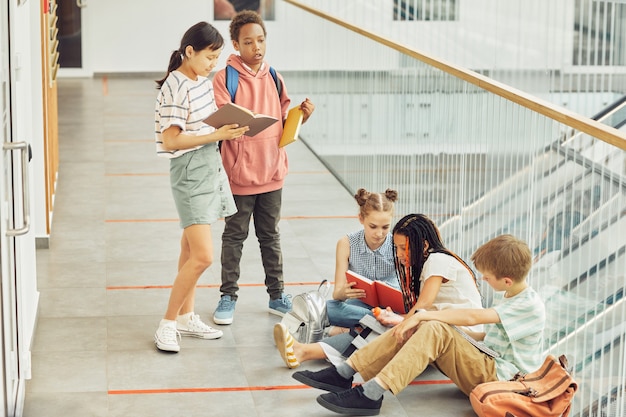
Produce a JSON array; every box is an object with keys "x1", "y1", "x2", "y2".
[{"x1": 213, "y1": 54, "x2": 291, "y2": 195}]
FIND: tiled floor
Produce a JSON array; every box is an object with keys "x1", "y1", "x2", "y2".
[{"x1": 24, "y1": 76, "x2": 477, "y2": 416}]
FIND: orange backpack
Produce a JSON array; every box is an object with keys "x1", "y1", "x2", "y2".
[{"x1": 470, "y1": 355, "x2": 578, "y2": 417}]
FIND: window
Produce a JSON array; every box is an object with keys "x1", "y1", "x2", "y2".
[
  {"x1": 393, "y1": 0, "x2": 458, "y2": 21},
  {"x1": 573, "y1": 0, "x2": 626, "y2": 65}
]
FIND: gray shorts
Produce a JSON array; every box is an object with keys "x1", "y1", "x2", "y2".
[{"x1": 169, "y1": 144, "x2": 237, "y2": 229}]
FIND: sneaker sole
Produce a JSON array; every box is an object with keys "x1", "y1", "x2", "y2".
[
  {"x1": 316, "y1": 395, "x2": 380, "y2": 416},
  {"x1": 178, "y1": 329, "x2": 224, "y2": 340},
  {"x1": 213, "y1": 316, "x2": 234, "y2": 325},
  {"x1": 292, "y1": 372, "x2": 350, "y2": 393},
  {"x1": 268, "y1": 308, "x2": 287, "y2": 317},
  {"x1": 154, "y1": 339, "x2": 180, "y2": 353},
  {"x1": 273, "y1": 324, "x2": 300, "y2": 369}
]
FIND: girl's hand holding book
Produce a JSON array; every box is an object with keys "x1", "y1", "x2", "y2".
[{"x1": 215, "y1": 123, "x2": 249, "y2": 141}]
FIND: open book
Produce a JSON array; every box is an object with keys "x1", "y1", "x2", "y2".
[
  {"x1": 279, "y1": 106, "x2": 303, "y2": 148},
  {"x1": 452, "y1": 325, "x2": 500, "y2": 358},
  {"x1": 346, "y1": 270, "x2": 407, "y2": 313},
  {"x1": 204, "y1": 102, "x2": 279, "y2": 137}
]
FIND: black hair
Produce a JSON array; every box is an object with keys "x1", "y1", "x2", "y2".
[
  {"x1": 155, "y1": 22, "x2": 224, "y2": 88},
  {"x1": 393, "y1": 214, "x2": 477, "y2": 309},
  {"x1": 229, "y1": 10, "x2": 266, "y2": 42}
]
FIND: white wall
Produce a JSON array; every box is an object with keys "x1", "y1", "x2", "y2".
[
  {"x1": 84, "y1": 0, "x2": 417, "y2": 74},
  {"x1": 82, "y1": 0, "x2": 573, "y2": 75}
]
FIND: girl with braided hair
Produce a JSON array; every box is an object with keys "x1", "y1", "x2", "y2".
[
  {"x1": 273, "y1": 213, "x2": 483, "y2": 369},
  {"x1": 377, "y1": 213, "x2": 482, "y2": 327}
]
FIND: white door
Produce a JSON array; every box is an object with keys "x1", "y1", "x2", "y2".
[{"x1": 0, "y1": 0, "x2": 32, "y2": 415}]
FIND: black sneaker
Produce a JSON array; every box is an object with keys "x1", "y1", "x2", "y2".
[
  {"x1": 316, "y1": 385, "x2": 383, "y2": 416},
  {"x1": 292, "y1": 366, "x2": 353, "y2": 392}
]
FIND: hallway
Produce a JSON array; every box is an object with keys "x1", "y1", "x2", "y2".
[{"x1": 24, "y1": 76, "x2": 475, "y2": 416}]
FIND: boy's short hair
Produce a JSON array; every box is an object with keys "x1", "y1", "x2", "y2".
[
  {"x1": 470, "y1": 234, "x2": 532, "y2": 282},
  {"x1": 229, "y1": 10, "x2": 266, "y2": 42}
]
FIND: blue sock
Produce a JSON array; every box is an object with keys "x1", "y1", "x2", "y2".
[
  {"x1": 336, "y1": 362, "x2": 356, "y2": 379},
  {"x1": 362, "y1": 379, "x2": 385, "y2": 400}
]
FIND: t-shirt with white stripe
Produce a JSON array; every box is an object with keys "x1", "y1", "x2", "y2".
[
  {"x1": 484, "y1": 287, "x2": 546, "y2": 380},
  {"x1": 155, "y1": 70, "x2": 217, "y2": 158}
]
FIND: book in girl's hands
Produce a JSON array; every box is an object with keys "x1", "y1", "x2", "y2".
[
  {"x1": 204, "y1": 102, "x2": 279, "y2": 137},
  {"x1": 279, "y1": 106, "x2": 304, "y2": 147},
  {"x1": 346, "y1": 270, "x2": 407, "y2": 313}
]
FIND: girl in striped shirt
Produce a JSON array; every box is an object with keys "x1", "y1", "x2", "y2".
[{"x1": 153, "y1": 22, "x2": 249, "y2": 353}]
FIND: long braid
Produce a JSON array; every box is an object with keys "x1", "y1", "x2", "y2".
[{"x1": 393, "y1": 214, "x2": 479, "y2": 311}]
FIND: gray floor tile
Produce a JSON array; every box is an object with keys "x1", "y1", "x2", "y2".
[
  {"x1": 31, "y1": 317, "x2": 107, "y2": 352},
  {"x1": 38, "y1": 287, "x2": 107, "y2": 318},
  {"x1": 23, "y1": 392, "x2": 109, "y2": 417},
  {"x1": 28, "y1": 351, "x2": 107, "y2": 393},
  {"x1": 25, "y1": 76, "x2": 477, "y2": 417},
  {"x1": 108, "y1": 392, "x2": 257, "y2": 417}
]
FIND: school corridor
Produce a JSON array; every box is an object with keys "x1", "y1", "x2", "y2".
[{"x1": 23, "y1": 75, "x2": 476, "y2": 416}]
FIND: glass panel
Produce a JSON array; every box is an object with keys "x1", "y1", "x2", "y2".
[{"x1": 284, "y1": 2, "x2": 626, "y2": 415}]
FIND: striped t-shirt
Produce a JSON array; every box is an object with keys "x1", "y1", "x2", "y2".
[
  {"x1": 155, "y1": 71, "x2": 217, "y2": 158},
  {"x1": 484, "y1": 287, "x2": 546, "y2": 380}
]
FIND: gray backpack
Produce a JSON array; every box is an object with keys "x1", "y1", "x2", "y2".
[{"x1": 281, "y1": 280, "x2": 330, "y2": 343}]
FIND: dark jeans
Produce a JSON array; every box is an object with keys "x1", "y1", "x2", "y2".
[{"x1": 220, "y1": 189, "x2": 284, "y2": 300}]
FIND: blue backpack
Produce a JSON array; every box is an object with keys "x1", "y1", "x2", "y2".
[{"x1": 225, "y1": 64, "x2": 282, "y2": 102}]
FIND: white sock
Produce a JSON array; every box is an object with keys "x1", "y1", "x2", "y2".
[
  {"x1": 177, "y1": 312, "x2": 194, "y2": 324},
  {"x1": 159, "y1": 319, "x2": 176, "y2": 328}
]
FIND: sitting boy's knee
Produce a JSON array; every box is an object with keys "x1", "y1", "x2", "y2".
[{"x1": 418, "y1": 320, "x2": 448, "y2": 334}]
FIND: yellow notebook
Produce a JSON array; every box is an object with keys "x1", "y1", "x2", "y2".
[{"x1": 279, "y1": 106, "x2": 304, "y2": 147}]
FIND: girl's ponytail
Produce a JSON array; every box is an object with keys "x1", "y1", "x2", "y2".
[
  {"x1": 155, "y1": 21, "x2": 224, "y2": 89},
  {"x1": 155, "y1": 49, "x2": 184, "y2": 89}
]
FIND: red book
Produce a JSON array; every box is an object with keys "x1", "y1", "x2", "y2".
[{"x1": 346, "y1": 270, "x2": 407, "y2": 313}]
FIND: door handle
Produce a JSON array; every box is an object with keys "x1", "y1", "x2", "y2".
[
  {"x1": 76, "y1": 0, "x2": 87, "y2": 8},
  {"x1": 3, "y1": 141, "x2": 30, "y2": 236}
]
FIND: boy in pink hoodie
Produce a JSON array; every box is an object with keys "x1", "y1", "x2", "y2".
[{"x1": 212, "y1": 10, "x2": 315, "y2": 325}]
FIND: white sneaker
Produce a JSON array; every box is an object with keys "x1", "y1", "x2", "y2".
[
  {"x1": 155, "y1": 321, "x2": 181, "y2": 352},
  {"x1": 177, "y1": 314, "x2": 223, "y2": 340}
]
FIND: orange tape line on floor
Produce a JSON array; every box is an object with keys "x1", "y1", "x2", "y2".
[
  {"x1": 105, "y1": 215, "x2": 357, "y2": 223},
  {"x1": 105, "y1": 219, "x2": 179, "y2": 223},
  {"x1": 409, "y1": 379, "x2": 454, "y2": 385},
  {"x1": 106, "y1": 282, "x2": 333, "y2": 290},
  {"x1": 108, "y1": 380, "x2": 453, "y2": 395},
  {"x1": 108, "y1": 384, "x2": 310, "y2": 395},
  {"x1": 105, "y1": 173, "x2": 168, "y2": 176}
]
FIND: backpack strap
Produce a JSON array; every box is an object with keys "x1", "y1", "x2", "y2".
[
  {"x1": 268, "y1": 66, "x2": 283, "y2": 97},
  {"x1": 225, "y1": 64, "x2": 282, "y2": 102},
  {"x1": 225, "y1": 65, "x2": 239, "y2": 102}
]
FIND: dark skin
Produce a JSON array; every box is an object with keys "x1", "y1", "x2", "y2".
[
  {"x1": 232, "y1": 22, "x2": 315, "y2": 123},
  {"x1": 346, "y1": 267, "x2": 518, "y2": 391}
]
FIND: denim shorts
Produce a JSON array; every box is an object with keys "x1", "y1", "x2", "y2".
[{"x1": 169, "y1": 144, "x2": 237, "y2": 228}]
